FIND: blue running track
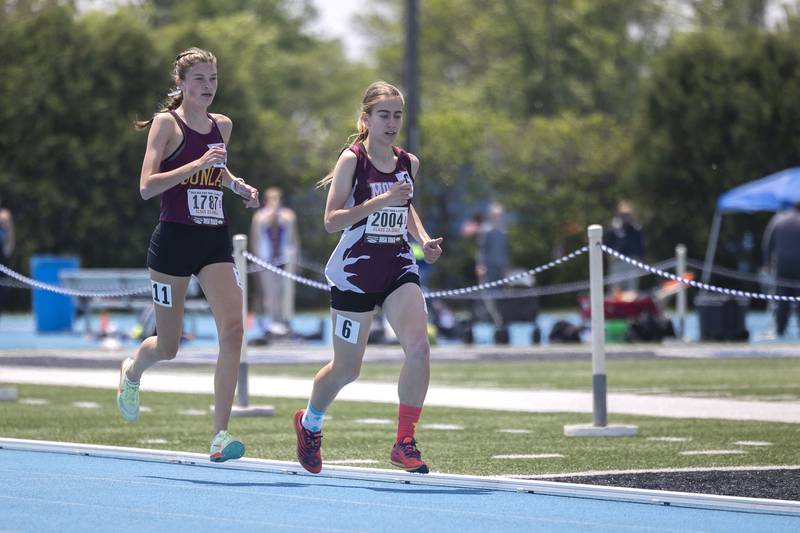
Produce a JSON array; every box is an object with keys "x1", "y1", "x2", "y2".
[{"x1": 1, "y1": 439, "x2": 798, "y2": 532}]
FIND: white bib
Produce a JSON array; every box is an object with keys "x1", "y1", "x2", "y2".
[
  {"x1": 187, "y1": 189, "x2": 224, "y2": 225},
  {"x1": 365, "y1": 206, "x2": 407, "y2": 244}
]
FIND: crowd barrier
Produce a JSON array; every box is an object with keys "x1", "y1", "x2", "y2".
[{"x1": 2, "y1": 224, "x2": 798, "y2": 431}]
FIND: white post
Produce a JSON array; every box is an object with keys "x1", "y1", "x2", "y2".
[
  {"x1": 229, "y1": 234, "x2": 274, "y2": 417},
  {"x1": 233, "y1": 234, "x2": 249, "y2": 407},
  {"x1": 588, "y1": 225, "x2": 607, "y2": 427},
  {"x1": 564, "y1": 225, "x2": 637, "y2": 437},
  {"x1": 676, "y1": 244, "x2": 687, "y2": 341}
]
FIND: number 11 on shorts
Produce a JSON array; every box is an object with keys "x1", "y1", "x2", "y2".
[
  {"x1": 151, "y1": 280, "x2": 173, "y2": 308},
  {"x1": 335, "y1": 314, "x2": 360, "y2": 344}
]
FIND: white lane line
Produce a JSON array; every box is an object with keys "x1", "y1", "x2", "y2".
[
  {"x1": 679, "y1": 450, "x2": 746, "y2": 456},
  {"x1": 179, "y1": 409, "x2": 206, "y2": 416},
  {"x1": 646, "y1": 437, "x2": 690, "y2": 442},
  {"x1": 71, "y1": 401, "x2": 100, "y2": 409},
  {"x1": 354, "y1": 418, "x2": 392, "y2": 425},
  {"x1": 421, "y1": 423, "x2": 463, "y2": 431},
  {"x1": 139, "y1": 438, "x2": 169, "y2": 445},
  {"x1": 496, "y1": 429, "x2": 531, "y2": 434},
  {"x1": 325, "y1": 459, "x2": 380, "y2": 465},
  {"x1": 734, "y1": 441, "x2": 772, "y2": 447},
  {"x1": 19, "y1": 398, "x2": 49, "y2": 405},
  {"x1": 492, "y1": 454, "x2": 565, "y2": 460}
]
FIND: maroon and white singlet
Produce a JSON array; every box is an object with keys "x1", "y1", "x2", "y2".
[{"x1": 324, "y1": 143, "x2": 419, "y2": 294}]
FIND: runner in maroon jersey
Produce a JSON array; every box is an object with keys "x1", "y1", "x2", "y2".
[
  {"x1": 117, "y1": 48, "x2": 259, "y2": 463},
  {"x1": 293, "y1": 81, "x2": 443, "y2": 474}
]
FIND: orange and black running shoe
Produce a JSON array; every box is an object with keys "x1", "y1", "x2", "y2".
[
  {"x1": 390, "y1": 436, "x2": 429, "y2": 474},
  {"x1": 293, "y1": 409, "x2": 323, "y2": 474}
]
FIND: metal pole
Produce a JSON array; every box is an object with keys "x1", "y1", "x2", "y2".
[
  {"x1": 676, "y1": 244, "x2": 687, "y2": 340},
  {"x1": 588, "y1": 224, "x2": 607, "y2": 427},
  {"x1": 701, "y1": 210, "x2": 721, "y2": 284},
  {"x1": 233, "y1": 234, "x2": 249, "y2": 407},
  {"x1": 403, "y1": 0, "x2": 420, "y2": 156}
]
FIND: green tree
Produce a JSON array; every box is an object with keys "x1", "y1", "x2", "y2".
[
  {"x1": 363, "y1": 0, "x2": 649, "y2": 291},
  {"x1": 0, "y1": 4, "x2": 162, "y2": 272},
  {"x1": 687, "y1": 0, "x2": 768, "y2": 30},
  {"x1": 369, "y1": 0, "x2": 667, "y2": 120},
  {"x1": 632, "y1": 30, "x2": 800, "y2": 267},
  {"x1": 0, "y1": 1, "x2": 371, "y2": 311}
]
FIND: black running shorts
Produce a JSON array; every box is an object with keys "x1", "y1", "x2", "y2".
[
  {"x1": 147, "y1": 221, "x2": 233, "y2": 277},
  {"x1": 330, "y1": 273, "x2": 420, "y2": 313}
]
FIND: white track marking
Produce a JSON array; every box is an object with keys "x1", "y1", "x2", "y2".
[
  {"x1": 679, "y1": 450, "x2": 747, "y2": 456},
  {"x1": 493, "y1": 454, "x2": 565, "y2": 460}
]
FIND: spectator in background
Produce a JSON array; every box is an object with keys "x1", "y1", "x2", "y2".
[
  {"x1": 476, "y1": 202, "x2": 510, "y2": 284},
  {"x1": 475, "y1": 202, "x2": 509, "y2": 327},
  {"x1": 762, "y1": 201, "x2": 800, "y2": 337},
  {"x1": 606, "y1": 200, "x2": 645, "y2": 292},
  {"x1": 459, "y1": 210, "x2": 484, "y2": 283},
  {"x1": 0, "y1": 198, "x2": 15, "y2": 321},
  {"x1": 250, "y1": 187, "x2": 299, "y2": 337},
  {"x1": 459, "y1": 211, "x2": 484, "y2": 240}
]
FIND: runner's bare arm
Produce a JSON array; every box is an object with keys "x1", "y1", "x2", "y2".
[
  {"x1": 323, "y1": 151, "x2": 411, "y2": 233},
  {"x1": 139, "y1": 113, "x2": 227, "y2": 200}
]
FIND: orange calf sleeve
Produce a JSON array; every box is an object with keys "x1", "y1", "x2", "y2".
[{"x1": 396, "y1": 403, "x2": 423, "y2": 442}]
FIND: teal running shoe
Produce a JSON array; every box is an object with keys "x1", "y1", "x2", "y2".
[
  {"x1": 210, "y1": 430, "x2": 245, "y2": 463},
  {"x1": 116, "y1": 357, "x2": 139, "y2": 422}
]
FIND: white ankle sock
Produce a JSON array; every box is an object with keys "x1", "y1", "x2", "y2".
[{"x1": 301, "y1": 402, "x2": 325, "y2": 432}]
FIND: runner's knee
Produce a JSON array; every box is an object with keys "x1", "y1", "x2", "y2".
[
  {"x1": 155, "y1": 338, "x2": 180, "y2": 361},
  {"x1": 217, "y1": 318, "x2": 244, "y2": 346},
  {"x1": 405, "y1": 334, "x2": 430, "y2": 363},
  {"x1": 331, "y1": 361, "x2": 361, "y2": 385}
]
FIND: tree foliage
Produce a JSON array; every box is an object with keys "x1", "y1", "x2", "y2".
[
  {"x1": 3, "y1": 0, "x2": 800, "y2": 312},
  {"x1": 0, "y1": 0, "x2": 368, "y2": 309},
  {"x1": 0, "y1": 4, "x2": 163, "y2": 271},
  {"x1": 632, "y1": 30, "x2": 800, "y2": 265}
]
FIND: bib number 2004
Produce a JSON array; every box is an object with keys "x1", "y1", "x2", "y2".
[{"x1": 365, "y1": 206, "x2": 407, "y2": 244}]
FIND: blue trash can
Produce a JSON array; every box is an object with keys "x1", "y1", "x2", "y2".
[{"x1": 30, "y1": 255, "x2": 80, "y2": 332}]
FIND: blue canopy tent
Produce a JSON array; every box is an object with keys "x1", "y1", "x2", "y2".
[{"x1": 702, "y1": 167, "x2": 800, "y2": 282}]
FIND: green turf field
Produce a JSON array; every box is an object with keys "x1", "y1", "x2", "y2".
[
  {"x1": 1, "y1": 382, "x2": 798, "y2": 476},
  {"x1": 247, "y1": 357, "x2": 800, "y2": 401}
]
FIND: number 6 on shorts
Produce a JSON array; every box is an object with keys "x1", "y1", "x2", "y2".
[{"x1": 335, "y1": 313, "x2": 360, "y2": 344}]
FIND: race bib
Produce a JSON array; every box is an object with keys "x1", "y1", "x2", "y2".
[
  {"x1": 395, "y1": 170, "x2": 413, "y2": 190},
  {"x1": 365, "y1": 207, "x2": 408, "y2": 244},
  {"x1": 188, "y1": 189, "x2": 224, "y2": 225}
]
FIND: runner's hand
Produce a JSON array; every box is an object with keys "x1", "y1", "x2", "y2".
[
  {"x1": 197, "y1": 145, "x2": 227, "y2": 170},
  {"x1": 380, "y1": 181, "x2": 413, "y2": 208},
  {"x1": 231, "y1": 179, "x2": 259, "y2": 208},
  {"x1": 423, "y1": 237, "x2": 443, "y2": 264}
]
